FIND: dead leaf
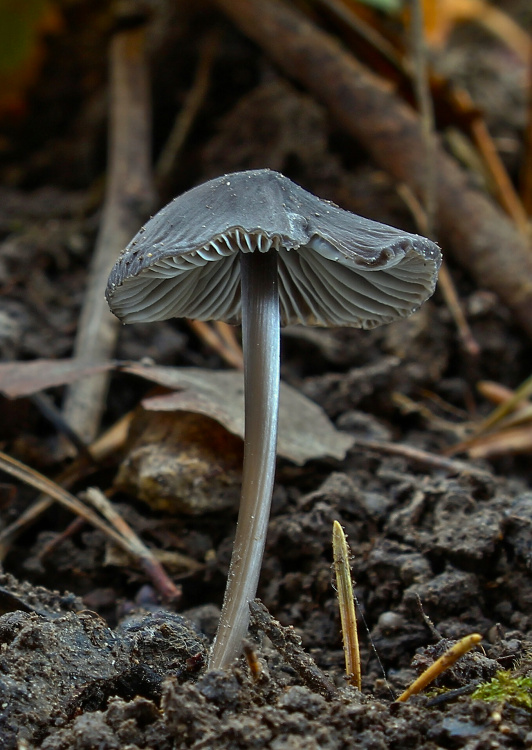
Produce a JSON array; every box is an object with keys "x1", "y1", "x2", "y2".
[
  {"x1": 0, "y1": 359, "x2": 112, "y2": 398},
  {"x1": 0, "y1": 359, "x2": 354, "y2": 464},
  {"x1": 122, "y1": 364, "x2": 354, "y2": 465}
]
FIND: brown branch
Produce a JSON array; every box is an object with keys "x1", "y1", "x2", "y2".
[
  {"x1": 213, "y1": 0, "x2": 532, "y2": 341},
  {"x1": 351, "y1": 437, "x2": 492, "y2": 480},
  {"x1": 63, "y1": 15, "x2": 155, "y2": 444}
]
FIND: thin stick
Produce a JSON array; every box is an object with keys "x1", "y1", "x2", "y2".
[
  {"x1": 437, "y1": 263, "x2": 480, "y2": 357},
  {"x1": 0, "y1": 412, "x2": 133, "y2": 558},
  {"x1": 351, "y1": 437, "x2": 492, "y2": 479},
  {"x1": 63, "y1": 19, "x2": 154, "y2": 444},
  {"x1": 31, "y1": 393, "x2": 91, "y2": 459},
  {"x1": 156, "y1": 30, "x2": 219, "y2": 194},
  {"x1": 470, "y1": 114, "x2": 529, "y2": 233},
  {"x1": 209, "y1": 251, "x2": 280, "y2": 670},
  {"x1": 84, "y1": 487, "x2": 185, "y2": 599},
  {"x1": 0, "y1": 450, "x2": 180, "y2": 601},
  {"x1": 39, "y1": 516, "x2": 86, "y2": 559},
  {"x1": 396, "y1": 633, "x2": 482, "y2": 702},
  {"x1": 332, "y1": 521, "x2": 361, "y2": 690}
]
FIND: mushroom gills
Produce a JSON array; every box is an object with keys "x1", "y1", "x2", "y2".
[{"x1": 112, "y1": 230, "x2": 436, "y2": 329}]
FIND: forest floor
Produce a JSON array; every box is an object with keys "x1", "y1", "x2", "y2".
[{"x1": 0, "y1": 1, "x2": 531, "y2": 748}]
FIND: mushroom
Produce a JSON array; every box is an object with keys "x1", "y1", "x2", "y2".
[{"x1": 106, "y1": 169, "x2": 441, "y2": 670}]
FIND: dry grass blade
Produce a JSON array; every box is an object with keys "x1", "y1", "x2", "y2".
[
  {"x1": 0, "y1": 450, "x2": 180, "y2": 601},
  {"x1": 332, "y1": 520, "x2": 361, "y2": 690},
  {"x1": 396, "y1": 633, "x2": 482, "y2": 702},
  {"x1": 470, "y1": 116, "x2": 529, "y2": 233},
  {"x1": 473, "y1": 374, "x2": 532, "y2": 437},
  {"x1": 188, "y1": 320, "x2": 244, "y2": 370},
  {"x1": 448, "y1": 374, "x2": 532, "y2": 456},
  {"x1": 462, "y1": 423, "x2": 532, "y2": 460},
  {"x1": 84, "y1": 487, "x2": 161, "y2": 561},
  {"x1": 0, "y1": 412, "x2": 133, "y2": 559},
  {"x1": 437, "y1": 263, "x2": 480, "y2": 357}
]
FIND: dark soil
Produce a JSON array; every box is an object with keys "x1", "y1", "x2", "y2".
[{"x1": 0, "y1": 1, "x2": 531, "y2": 748}]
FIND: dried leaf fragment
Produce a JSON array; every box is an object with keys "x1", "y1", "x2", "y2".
[{"x1": 123, "y1": 364, "x2": 355, "y2": 465}]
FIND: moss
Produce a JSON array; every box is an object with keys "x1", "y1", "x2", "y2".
[{"x1": 472, "y1": 671, "x2": 532, "y2": 711}]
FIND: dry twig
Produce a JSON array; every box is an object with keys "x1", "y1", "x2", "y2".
[
  {"x1": 156, "y1": 30, "x2": 219, "y2": 196},
  {"x1": 63, "y1": 12, "x2": 155, "y2": 444},
  {"x1": 0, "y1": 412, "x2": 133, "y2": 558},
  {"x1": 0, "y1": 450, "x2": 180, "y2": 601}
]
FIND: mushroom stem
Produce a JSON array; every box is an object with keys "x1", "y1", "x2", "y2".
[{"x1": 208, "y1": 249, "x2": 280, "y2": 670}]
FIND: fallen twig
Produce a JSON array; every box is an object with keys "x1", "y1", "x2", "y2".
[
  {"x1": 352, "y1": 437, "x2": 492, "y2": 479},
  {"x1": 437, "y1": 263, "x2": 480, "y2": 357},
  {"x1": 63, "y1": 9, "x2": 155, "y2": 444},
  {"x1": 0, "y1": 450, "x2": 180, "y2": 601},
  {"x1": 0, "y1": 411, "x2": 133, "y2": 558},
  {"x1": 156, "y1": 30, "x2": 219, "y2": 197}
]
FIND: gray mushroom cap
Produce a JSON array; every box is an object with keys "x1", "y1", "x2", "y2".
[{"x1": 106, "y1": 169, "x2": 441, "y2": 329}]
